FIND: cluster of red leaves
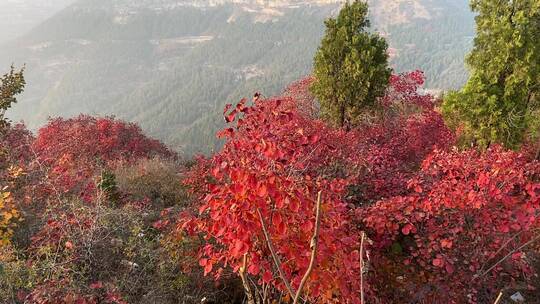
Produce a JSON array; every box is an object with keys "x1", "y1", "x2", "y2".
[
  {"x1": 32, "y1": 115, "x2": 174, "y2": 202},
  {"x1": 380, "y1": 70, "x2": 434, "y2": 110},
  {"x1": 362, "y1": 146, "x2": 540, "y2": 302},
  {"x1": 182, "y1": 71, "x2": 454, "y2": 303},
  {"x1": 282, "y1": 76, "x2": 318, "y2": 118},
  {"x1": 339, "y1": 71, "x2": 454, "y2": 203},
  {"x1": 29, "y1": 206, "x2": 96, "y2": 252},
  {"x1": 183, "y1": 97, "x2": 364, "y2": 303},
  {"x1": 0, "y1": 123, "x2": 34, "y2": 168}
]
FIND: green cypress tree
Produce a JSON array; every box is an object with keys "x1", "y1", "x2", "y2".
[
  {"x1": 443, "y1": 0, "x2": 540, "y2": 149},
  {"x1": 311, "y1": 0, "x2": 391, "y2": 128}
]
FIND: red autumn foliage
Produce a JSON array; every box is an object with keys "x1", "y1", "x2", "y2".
[
  {"x1": 0, "y1": 123, "x2": 34, "y2": 168},
  {"x1": 32, "y1": 115, "x2": 174, "y2": 201},
  {"x1": 362, "y1": 146, "x2": 540, "y2": 302},
  {"x1": 283, "y1": 76, "x2": 318, "y2": 118},
  {"x1": 181, "y1": 71, "x2": 454, "y2": 303},
  {"x1": 317, "y1": 70, "x2": 453, "y2": 204},
  {"x1": 183, "y1": 96, "x2": 364, "y2": 303}
]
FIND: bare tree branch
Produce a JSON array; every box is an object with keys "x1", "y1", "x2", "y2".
[
  {"x1": 478, "y1": 232, "x2": 540, "y2": 278},
  {"x1": 293, "y1": 191, "x2": 323, "y2": 304},
  {"x1": 493, "y1": 291, "x2": 503, "y2": 304},
  {"x1": 239, "y1": 253, "x2": 256, "y2": 304},
  {"x1": 257, "y1": 208, "x2": 296, "y2": 299}
]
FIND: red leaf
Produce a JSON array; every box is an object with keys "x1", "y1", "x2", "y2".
[
  {"x1": 301, "y1": 220, "x2": 314, "y2": 233},
  {"x1": 257, "y1": 184, "x2": 268, "y2": 197},
  {"x1": 65, "y1": 241, "x2": 74, "y2": 250},
  {"x1": 308, "y1": 134, "x2": 320, "y2": 144},
  {"x1": 231, "y1": 240, "x2": 247, "y2": 258},
  {"x1": 225, "y1": 110, "x2": 237, "y2": 123},
  {"x1": 248, "y1": 263, "x2": 260, "y2": 275},
  {"x1": 204, "y1": 262, "x2": 213, "y2": 276},
  {"x1": 262, "y1": 271, "x2": 273, "y2": 283},
  {"x1": 402, "y1": 224, "x2": 414, "y2": 235},
  {"x1": 290, "y1": 198, "x2": 300, "y2": 212},
  {"x1": 199, "y1": 258, "x2": 208, "y2": 267},
  {"x1": 276, "y1": 196, "x2": 286, "y2": 209}
]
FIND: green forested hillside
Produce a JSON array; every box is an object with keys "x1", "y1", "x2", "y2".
[{"x1": 1, "y1": 0, "x2": 474, "y2": 155}]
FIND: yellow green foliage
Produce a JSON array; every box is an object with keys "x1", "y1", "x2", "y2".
[
  {"x1": 0, "y1": 190, "x2": 19, "y2": 246},
  {"x1": 0, "y1": 166, "x2": 24, "y2": 246}
]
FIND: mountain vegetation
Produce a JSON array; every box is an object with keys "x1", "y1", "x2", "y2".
[
  {"x1": 2, "y1": 0, "x2": 540, "y2": 303},
  {"x1": 312, "y1": 0, "x2": 391, "y2": 128},
  {"x1": 0, "y1": 0, "x2": 474, "y2": 155},
  {"x1": 443, "y1": 0, "x2": 540, "y2": 150}
]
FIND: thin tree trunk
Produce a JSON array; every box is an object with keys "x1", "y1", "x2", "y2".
[{"x1": 240, "y1": 253, "x2": 256, "y2": 304}]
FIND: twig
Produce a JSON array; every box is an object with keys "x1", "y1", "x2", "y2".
[
  {"x1": 479, "y1": 231, "x2": 522, "y2": 274},
  {"x1": 293, "y1": 191, "x2": 323, "y2": 304},
  {"x1": 360, "y1": 231, "x2": 365, "y2": 304},
  {"x1": 239, "y1": 253, "x2": 256, "y2": 304},
  {"x1": 493, "y1": 291, "x2": 503, "y2": 304},
  {"x1": 257, "y1": 208, "x2": 296, "y2": 299},
  {"x1": 478, "y1": 232, "x2": 540, "y2": 278},
  {"x1": 257, "y1": 191, "x2": 324, "y2": 303}
]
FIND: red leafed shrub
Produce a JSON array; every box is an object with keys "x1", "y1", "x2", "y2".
[
  {"x1": 0, "y1": 123, "x2": 34, "y2": 169},
  {"x1": 340, "y1": 71, "x2": 454, "y2": 203},
  {"x1": 362, "y1": 146, "x2": 540, "y2": 302},
  {"x1": 32, "y1": 115, "x2": 174, "y2": 201},
  {"x1": 283, "y1": 76, "x2": 318, "y2": 118},
  {"x1": 181, "y1": 71, "x2": 453, "y2": 302},
  {"x1": 183, "y1": 97, "x2": 364, "y2": 303}
]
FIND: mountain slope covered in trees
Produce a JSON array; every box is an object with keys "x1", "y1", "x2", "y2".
[{"x1": 0, "y1": 0, "x2": 474, "y2": 154}]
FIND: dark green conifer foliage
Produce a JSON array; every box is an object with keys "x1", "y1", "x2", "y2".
[
  {"x1": 443, "y1": 0, "x2": 540, "y2": 149},
  {"x1": 311, "y1": 0, "x2": 391, "y2": 128}
]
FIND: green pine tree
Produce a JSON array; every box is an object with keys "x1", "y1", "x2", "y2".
[
  {"x1": 311, "y1": 0, "x2": 391, "y2": 128},
  {"x1": 443, "y1": 0, "x2": 540, "y2": 149}
]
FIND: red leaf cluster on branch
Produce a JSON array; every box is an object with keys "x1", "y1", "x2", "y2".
[{"x1": 362, "y1": 146, "x2": 540, "y2": 302}]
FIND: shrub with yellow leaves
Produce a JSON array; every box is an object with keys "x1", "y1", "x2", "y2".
[
  {"x1": 0, "y1": 167, "x2": 24, "y2": 246},
  {"x1": 0, "y1": 188, "x2": 19, "y2": 245}
]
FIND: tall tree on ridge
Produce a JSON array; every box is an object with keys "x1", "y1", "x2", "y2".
[
  {"x1": 311, "y1": 0, "x2": 391, "y2": 129},
  {"x1": 443, "y1": 0, "x2": 540, "y2": 149}
]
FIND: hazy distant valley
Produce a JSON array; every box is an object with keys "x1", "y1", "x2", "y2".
[{"x1": 1, "y1": 0, "x2": 475, "y2": 154}]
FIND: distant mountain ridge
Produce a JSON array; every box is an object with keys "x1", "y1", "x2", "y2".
[
  {"x1": 0, "y1": 0, "x2": 75, "y2": 43},
  {"x1": 1, "y1": 0, "x2": 474, "y2": 155}
]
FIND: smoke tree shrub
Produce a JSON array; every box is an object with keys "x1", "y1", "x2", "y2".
[
  {"x1": 183, "y1": 97, "x2": 364, "y2": 303},
  {"x1": 181, "y1": 71, "x2": 454, "y2": 302},
  {"x1": 362, "y1": 147, "x2": 540, "y2": 302},
  {"x1": 32, "y1": 115, "x2": 174, "y2": 201}
]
